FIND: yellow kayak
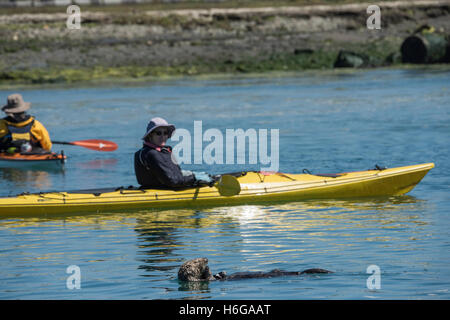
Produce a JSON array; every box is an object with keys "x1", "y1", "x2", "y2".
[{"x1": 0, "y1": 163, "x2": 434, "y2": 216}]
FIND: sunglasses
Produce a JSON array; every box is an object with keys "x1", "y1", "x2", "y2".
[{"x1": 153, "y1": 130, "x2": 169, "y2": 136}]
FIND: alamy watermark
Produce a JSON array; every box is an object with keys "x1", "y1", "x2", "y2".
[
  {"x1": 367, "y1": 5, "x2": 381, "y2": 30},
  {"x1": 66, "y1": 265, "x2": 81, "y2": 290},
  {"x1": 170, "y1": 121, "x2": 279, "y2": 172},
  {"x1": 66, "y1": 4, "x2": 381, "y2": 31},
  {"x1": 366, "y1": 265, "x2": 381, "y2": 290},
  {"x1": 66, "y1": 5, "x2": 81, "y2": 30}
]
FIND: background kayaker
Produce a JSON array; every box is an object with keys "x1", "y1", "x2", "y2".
[
  {"x1": 134, "y1": 117, "x2": 215, "y2": 189},
  {"x1": 0, "y1": 93, "x2": 52, "y2": 154}
]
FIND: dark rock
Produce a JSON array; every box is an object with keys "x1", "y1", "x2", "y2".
[
  {"x1": 294, "y1": 48, "x2": 314, "y2": 55},
  {"x1": 334, "y1": 50, "x2": 369, "y2": 68}
]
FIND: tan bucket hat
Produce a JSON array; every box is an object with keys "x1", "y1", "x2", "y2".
[
  {"x1": 2, "y1": 94, "x2": 31, "y2": 114},
  {"x1": 142, "y1": 117, "x2": 176, "y2": 140}
]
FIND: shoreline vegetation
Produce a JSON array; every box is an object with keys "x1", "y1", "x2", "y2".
[{"x1": 0, "y1": 0, "x2": 449, "y2": 85}]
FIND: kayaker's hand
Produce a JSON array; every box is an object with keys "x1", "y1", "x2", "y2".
[
  {"x1": 194, "y1": 171, "x2": 215, "y2": 187},
  {"x1": 182, "y1": 170, "x2": 194, "y2": 177}
]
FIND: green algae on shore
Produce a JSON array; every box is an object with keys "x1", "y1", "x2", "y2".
[
  {"x1": 0, "y1": 36, "x2": 405, "y2": 85},
  {"x1": 0, "y1": 48, "x2": 383, "y2": 85}
]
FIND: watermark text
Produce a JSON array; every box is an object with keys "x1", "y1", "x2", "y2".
[
  {"x1": 367, "y1": 5, "x2": 381, "y2": 30},
  {"x1": 366, "y1": 265, "x2": 381, "y2": 290},
  {"x1": 66, "y1": 5, "x2": 81, "y2": 30},
  {"x1": 171, "y1": 121, "x2": 279, "y2": 172},
  {"x1": 66, "y1": 265, "x2": 81, "y2": 290}
]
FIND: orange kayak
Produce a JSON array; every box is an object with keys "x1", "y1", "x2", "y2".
[{"x1": 0, "y1": 152, "x2": 66, "y2": 169}]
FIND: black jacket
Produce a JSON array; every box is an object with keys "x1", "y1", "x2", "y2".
[{"x1": 134, "y1": 144, "x2": 196, "y2": 189}]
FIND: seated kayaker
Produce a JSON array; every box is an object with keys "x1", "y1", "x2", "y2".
[
  {"x1": 134, "y1": 117, "x2": 215, "y2": 189},
  {"x1": 0, "y1": 93, "x2": 52, "y2": 154}
]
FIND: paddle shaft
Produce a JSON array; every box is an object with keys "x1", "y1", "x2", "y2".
[{"x1": 52, "y1": 141, "x2": 73, "y2": 145}]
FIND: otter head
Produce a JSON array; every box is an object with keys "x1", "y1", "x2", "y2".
[{"x1": 178, "y1": 258, "x2": 213, "y2": 281}]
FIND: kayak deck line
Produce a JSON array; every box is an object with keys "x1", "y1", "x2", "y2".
[
  {"x1": 241, "y1": 163, "x2": 434, "y2": 193},
  {"x1": 30, "y1": 187, "x2": 231, "y2": 204},
  {"x1": 0, "y1": 163, "x2": 434, "y2": 216}
]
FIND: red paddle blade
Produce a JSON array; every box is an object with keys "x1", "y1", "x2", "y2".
[{"x1": 71, "y1": 139, "x2": 118, "y2": 152}]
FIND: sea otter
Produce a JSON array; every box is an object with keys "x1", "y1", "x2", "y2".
[{"x1": 178, "y1": 258, "x2": 332, "y2": 282}]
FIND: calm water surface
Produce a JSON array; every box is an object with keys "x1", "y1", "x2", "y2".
[{"x1": 0, "y1": 68, "x2": 449, "y2": 299}]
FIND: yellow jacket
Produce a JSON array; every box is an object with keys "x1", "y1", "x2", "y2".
[{"x1": 0, "y1": 116, "x2": 52, "y2": 151}]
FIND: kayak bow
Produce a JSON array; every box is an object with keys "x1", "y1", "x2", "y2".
[{"x1": 0, "y1": 163, "x2": 434, "y2": 216}]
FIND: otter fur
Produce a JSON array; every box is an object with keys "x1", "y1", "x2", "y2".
[{"x1": 178, "y1": 258, "x2": 332, "y2": 282}]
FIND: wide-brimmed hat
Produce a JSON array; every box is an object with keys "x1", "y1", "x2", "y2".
[
  {"x1": 142, "y1": 117, "x2": 176, "y2": 140},
  {"x1": 2, "y1": 94, "x2": 31, "y2": 114}
]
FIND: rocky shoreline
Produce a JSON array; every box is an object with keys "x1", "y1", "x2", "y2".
[{"x1": 0, "y1": 1, "x2": 449, "y2": 84}]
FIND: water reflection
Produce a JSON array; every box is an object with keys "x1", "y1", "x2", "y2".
[
  {"x1": 132, "y1": 196, "x2": 428, "y2": 288},
  {"x1": 133, "y1": 210, "x2": 237, "y2": 277},
  {"x1": 178, "y1": 280, "x2": 211, "y2": 293},
  {"x1": 0, "y1": 195, "x2": 429, "y2": 295},
  {"x1": 0, "y1": 195, "x2": 425, "y2": 228},
  {"x1": 203, "y1": 196, "x2": 426, "y2": 227},
  {"x1": 0, "y1": 167, "x2": 59, "y2": 192},
  {"x1": 74, "y1": 158, "x2": 118, "y2": 170},
  {"x1": 0, "y1": 194, "x2": 430, "y2": 299},
  {"x1": 135, "y1": 211, "x2": 189, "y2": 274},
  {"x1": 0, "y1": 195, "x2": 425, "y2": 227}
]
